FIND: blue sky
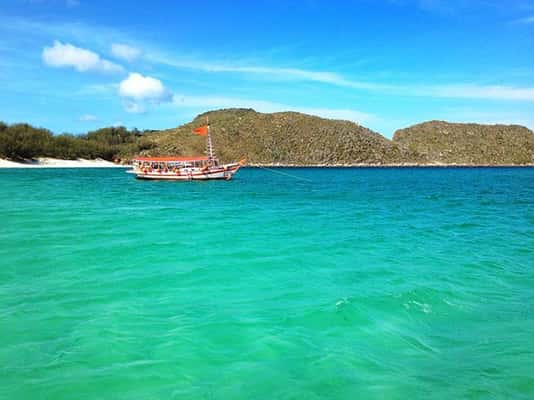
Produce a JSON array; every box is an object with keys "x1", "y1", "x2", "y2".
[{"x1": 1, "y1": 0, "x2": 534, "y2": 137}]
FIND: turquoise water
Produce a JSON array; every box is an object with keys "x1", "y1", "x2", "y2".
[{"x1": 1, "y1": 167, "x2": 533, "y2": 399}]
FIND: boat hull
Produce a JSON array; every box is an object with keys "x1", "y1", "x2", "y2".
[{"x1": 133, "y1": 163, "x2": 241, "y2": 181}]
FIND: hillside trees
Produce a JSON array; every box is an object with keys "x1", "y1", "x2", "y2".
[{"x1": 0, "y1": 122, "x2": 155, "y2": 161}]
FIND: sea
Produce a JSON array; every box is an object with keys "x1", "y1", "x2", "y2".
[{"x1": 1, "y1": 167, "x2": 533, "y2": 399}]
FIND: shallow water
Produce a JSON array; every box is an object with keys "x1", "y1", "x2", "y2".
[{"x1": 1, "y1": 167, "x2": 533, "y2": 399}]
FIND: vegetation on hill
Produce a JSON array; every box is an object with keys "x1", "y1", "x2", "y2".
[
  {"x1": 1, "y1": 110, "x2": 533, "y2": 165},
  {"x1": 146, "y1": 108, "x2": 423, "y2": 165},
  {"x1": 393, "y1": 121, "x2": 534, "y2": 165},
  {"x1": 0, "y1": 123, "x2": 154, "y2": 161}
]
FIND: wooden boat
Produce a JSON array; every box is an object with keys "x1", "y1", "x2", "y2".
[{"x1": 129, "y1": 120, "x2": 244, "y2": 181}]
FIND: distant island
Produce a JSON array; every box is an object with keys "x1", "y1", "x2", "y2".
[{"x1": 1, "y1": 108, "x2": 534, "y2": 167}]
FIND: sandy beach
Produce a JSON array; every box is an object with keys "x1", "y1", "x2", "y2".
[{"x1": 0, "y1": 158, "x2": 129, "y2": 168}]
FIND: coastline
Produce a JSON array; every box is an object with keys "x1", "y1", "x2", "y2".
[
  {"x1": 2, "y1": 158, "x2": 533, "y2": 169},
  {"x1": 0, "y1": 158, "x2": 129, "y2": 169},
  {"x1": 246, "y1": 163, "x2": 534, "y2": 168}
]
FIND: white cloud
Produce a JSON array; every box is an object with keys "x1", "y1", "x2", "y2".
[
  {"x1": 119, "y1": 72, "x2": 171, "y2": 102},
  {"x1": 42, "y1": 40, "x2": 123, "y2": 73},
  {"x1": 422, "y1": 84, "x2": 534, "y2": 101},
  {"x1": 146, "y1": 53, "x2": 386, "y2": 91},
  {"x1": 19, "y1": 18, "x2": 534, "y2": 104},
  {"x1": 118, "y1": 73, "x2": 171, "y2": 113},
  {"x1": 149, "y1": 53, "x2": 534, "y2": 102},
  {"x1": 111, "y1": 43, "x2": 141, "y2": 62},
  {"x1": 79, "y1": 114, "x2": 97, "y2": 121}
]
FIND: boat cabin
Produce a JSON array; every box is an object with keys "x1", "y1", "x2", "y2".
[{"x1": 133, "y1": 156, "x2": 219, "y2": 172}]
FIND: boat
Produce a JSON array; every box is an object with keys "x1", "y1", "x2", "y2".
[{"x1": 129, "y1": 119, "x2": 244, "y2": 181}]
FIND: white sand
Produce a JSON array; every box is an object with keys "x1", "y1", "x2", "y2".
[{"x1": 0, "y1": 158, "x2": 129, "y2": 168}]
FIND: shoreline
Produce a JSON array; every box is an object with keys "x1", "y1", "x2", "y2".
[
  {"x1": 2, "y1": 158, "x2": 533, "y2": 169},
  {"x1": 246, "y1": 163, "x2": 534, "y2": 168},
  {"x1": 0, "y1": 158, "x2": 129, "y2": 169}
]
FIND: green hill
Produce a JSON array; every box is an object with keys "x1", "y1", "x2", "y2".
[
  {"x1": 393, "y1": 120, "x2": 534, "y2": 165},
  {"x1": 145, "y1": 108, "x2": 421, "y2": 165},
  {"x1": 145, "y1": 109, "x2": 534, "y2": 165}
]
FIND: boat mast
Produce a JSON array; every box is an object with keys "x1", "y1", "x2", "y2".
[{"x1": 206, "y1": 115, "x2": 215, "y2": 165}]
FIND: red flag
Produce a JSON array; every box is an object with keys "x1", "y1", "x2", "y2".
[{"x1": 193, "y1": 125, "x2": 208, "y2": 136}]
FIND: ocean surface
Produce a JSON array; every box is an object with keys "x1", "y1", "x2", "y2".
[{"x1": 1, "y1": 167, "x2": 533, "y2": 399}]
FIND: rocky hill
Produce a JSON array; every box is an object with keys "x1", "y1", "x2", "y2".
[
  {"x1": 144, "y1": 108, "x2": 422, "y2": 165},
  {"x1": 4, "y1": 109, "x2": 533, "y2": 165},
  {"x1": 143, "y1": 109, "x2": 534, "y2": 165},
  {"x1": 393, "y1": 121, "x2": 534, "y2": 165}
]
